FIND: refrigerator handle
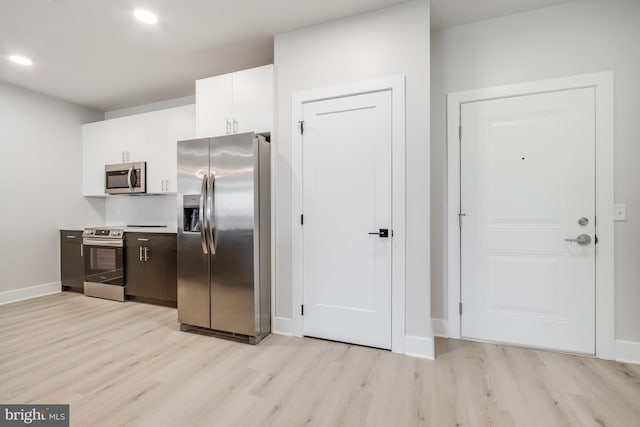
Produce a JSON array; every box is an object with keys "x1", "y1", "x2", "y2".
[
  {"x1": 208, "y1": 174, "x2": 216, "y2": 255},
  {"x1": 199, "y1": 175, "x2": 209, "y2": 255}
]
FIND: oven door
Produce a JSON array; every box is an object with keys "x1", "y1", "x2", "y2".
[{"x1": 83, "y1": 243, "x2": 124, "y2": 286}]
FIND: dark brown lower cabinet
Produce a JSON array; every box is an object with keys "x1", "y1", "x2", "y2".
[
  {"x1": 60, "y1": 230, "x2": 84, "y2": 292},
  {"x1": 125, "y1": 233, "x2": 177, "y2": 307}
]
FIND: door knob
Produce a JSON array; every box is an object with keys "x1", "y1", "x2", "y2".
[
  {"x1": 368, "y1": 229, "x2": 389, "y2": 238},
  {"x1": 565, "y1": 234, "x2": 592, "y2": 245}
]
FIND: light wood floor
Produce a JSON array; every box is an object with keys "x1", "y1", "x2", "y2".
[{"x1": 1, "y1": 293, "x2": 638, "y2": 427}]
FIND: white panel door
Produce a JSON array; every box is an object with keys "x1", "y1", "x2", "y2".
[
  {"x1": 461, "y1": 88, "x2": 596, "y2": 354},
  {"x1": 302, "y1": 90, "x2": 392, "y2": 349}
]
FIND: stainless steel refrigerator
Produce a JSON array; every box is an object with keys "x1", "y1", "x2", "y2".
[{"x1": 177, "y1": 132, "x2": 270, "y2": 344}]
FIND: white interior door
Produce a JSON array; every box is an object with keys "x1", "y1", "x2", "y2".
[
  {"x1": 461, "y1": 88, "x2": 596, "y2": 355},
  {"x1": 302, "y1": 90, "x2": 392, "y2": 349}
]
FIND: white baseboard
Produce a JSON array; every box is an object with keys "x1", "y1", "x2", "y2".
[
  {"x1": 0, "y1": 282, "x2": 61, "y2": 306},
  {"x1": 432, "y1": 318, "x2": 449, "y2": 337},
  {"x1": 404, "y1": 335, "x2": 434, "y2": 360},
  {"x1": 272, "y1": 316, "x2": 293, "y2": 336},
  {"x1": 615, "y1": 340, "x2": 640, "y2": 365}
]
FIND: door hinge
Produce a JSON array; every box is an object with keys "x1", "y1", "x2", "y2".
[
  {"x1": 458, "y1": 213, "x2": 466, "y2": 228},
  {"x1": 595, "y1": 234, "x2": 598, "y2": 245},
  {"x1": 458, "y1": 125, "x2": 462, "y2": 142},
  {"x1": 459, "y1": 302, "x2": 463, "y2": 315},
  {"x1": 299, "y1": 120, "x2": 305, "y2": 135},
  {"x1": 301, "y1": 305, "x2": 304, "y2": 316},
  {"x1": 300, "y1": 214, "x2": 304, "y2": 225}
]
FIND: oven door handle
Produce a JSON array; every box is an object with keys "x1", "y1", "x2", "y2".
[
  {"x1": 199, "y1": 175, "x2": 209, "y2": 255},
  {"x1": 127, "y1": 166, "x2": 134, "y2": 192},
  {"x1": 82, "y1": 237, "x2": 123, "y2": 248}
]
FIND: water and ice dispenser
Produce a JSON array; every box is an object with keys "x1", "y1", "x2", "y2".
[{"x1": 183, "y1": 195, "x2": 201, "y2": 232}]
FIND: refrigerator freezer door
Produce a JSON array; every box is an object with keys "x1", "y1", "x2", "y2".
[
  {"x1": 177, "y1": 138, "x2": 211, "y2": 329},
  {"x1": 210, "y1": 133, "x2": 257, "y2": 335}
]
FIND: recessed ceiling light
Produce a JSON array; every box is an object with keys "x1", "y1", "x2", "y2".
[
  {"x1": 9, "y1": 55, "x2": 33, "y2": 66},
  {"x1": 134, "y1": 9, "x2": 158, "y2": 24}
]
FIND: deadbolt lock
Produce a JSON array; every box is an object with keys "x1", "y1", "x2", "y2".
[{"x1": 578, "y1": 217, "x2": 589, "y2": 226}]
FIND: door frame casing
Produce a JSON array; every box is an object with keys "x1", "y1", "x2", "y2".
[
  {"x1": 291, "y1": 75, "x2": 406, "y2": 353},
  {"x1": 446, "y1": 72, "x2": 615, "y2": 359}
]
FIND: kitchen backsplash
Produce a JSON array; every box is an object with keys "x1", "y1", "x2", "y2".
[{"x1": 105, "y1": 194, "x2": 177, "y2": 226}]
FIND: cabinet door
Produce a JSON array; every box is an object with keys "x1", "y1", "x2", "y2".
[
  {"x1": 124, "y1": 113, "x2": 150, "y2": 163},
  {"x1": 196, "y1": 73, "x2": 233, "y2": 138},
  {"x1": 144, "y1": 110, "x2": 168, "y2": 194},
  {"x1": 184, "y1": 104, "x2": 196, "y2": 140},
  {"x1": 125, "y1": 235, "x2": 148, "y2": 298},
  {"x1": 233, "y1": 64, "x2": 273, "y2": 134},
  {"x1": 82, "y1": 119, "x2": 125, "y2": 196},
  {"x1": 60, "y1": 231, "x2": 84, "y2": 290},
  {"x1": 145, "y1": 237, "x2": 177, "y2": 303}
]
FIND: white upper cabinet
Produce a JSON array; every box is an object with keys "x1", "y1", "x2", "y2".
[
  {"x1": 147, "y1": 105, "x2": 195, "y2": 194},
  {"x1": 233, "y1": 65, "x2": 273, "y2": 134},
  {"x1": 196, "y1": 73, "x2": 233, "y2": 138},
  {"x1": 196, "y1": 64, "x2": 273, "y2": 138},
  {"x1": 82, "y1": 105, "x2": 195, "y2": 196},
  {"x1": 82, "y1": 118, "x2": 125, "y2": 196},
  {"x1": 123, "y1": 112, "x2": 152, "y2": 163}
]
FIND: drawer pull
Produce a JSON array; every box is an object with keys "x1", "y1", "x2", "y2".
[{"x1": 137, "y1": 238, "x2": 149, "y2": 242}]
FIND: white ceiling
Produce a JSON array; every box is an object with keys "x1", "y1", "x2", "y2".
[{"x1": 0, "y1": 0, "x2": 572, "y2": 112}]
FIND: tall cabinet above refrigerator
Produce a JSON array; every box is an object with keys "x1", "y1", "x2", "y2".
[{"x1": 177, "y1": 132, "x2": 270, "y2": 343}]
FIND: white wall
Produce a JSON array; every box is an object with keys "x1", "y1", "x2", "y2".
[
  {"x1": 430, "y1": 0, "x2": 640, "y2": 342},
  {"x1": 274, "y1": 0, "x2": 431, "y2": 337},
  {"x1": 104, "y1": 195, "x2": 176, "y2": 227},
  {"x1": 0, "y1": 82, "x2": 104, "y2": 294},
  {"x1": 104, "y1": 95, "x2": 195, "y2": 120}
]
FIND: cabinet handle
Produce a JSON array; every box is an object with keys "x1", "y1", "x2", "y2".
[
  {"x1": 144, "y1": 247, "x2": 149, "y2": 262},
  {"x1": 127, "y1": 151, "x2": 130, "y2": 162},
  {"x1": 80, "y1": 245, "x2": 83, "y2": 257},
  {"x1": 137, "y1": 238, "x2": 149, "y2": 241},
  {"x1": 66, "y1": 235, "x2": 76, "y2": 239},
  {"x1": 139, "y1": 246, "x2": 143, "y2": 262},
  {"x1": 226, "y1": 119, "x2": 231, "y2": 134},
  {"x1": 122, "y1": 151, "x2": 125, "y2": 162},
  {"x1": 233, "y1": 119, "x2": 238, "y2": 133}
]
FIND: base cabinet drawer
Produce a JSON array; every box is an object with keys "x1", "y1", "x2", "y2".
[{"x1": 125, "y1": 233, "x2": 177, "y2": 306}]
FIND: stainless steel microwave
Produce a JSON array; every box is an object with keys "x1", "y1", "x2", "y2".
[{"x1": 105, "y1": 162, "x2": 146, "y2": 195}]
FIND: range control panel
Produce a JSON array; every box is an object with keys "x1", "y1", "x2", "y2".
[{"x1": 83, "y1": 228, "x2": 124, "y2": 238}]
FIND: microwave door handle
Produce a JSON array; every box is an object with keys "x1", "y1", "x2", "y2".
[
  {"x1": 127, "y1": 167, "x2": 134, "y2": 192},
  {"x1": 199, "y1": 175, "x2": 209, "y2": 255},
  {"x1": 208, "y1": 174, "x2": 216, "y2": 255}
]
